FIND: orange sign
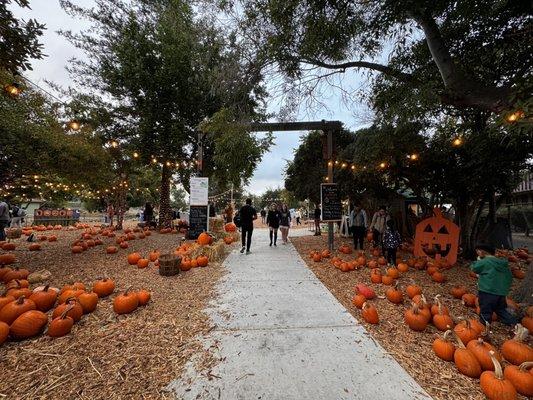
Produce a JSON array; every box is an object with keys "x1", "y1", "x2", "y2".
[{"x1": 414, "y1": 208, "x2": 460, "y2": 265}]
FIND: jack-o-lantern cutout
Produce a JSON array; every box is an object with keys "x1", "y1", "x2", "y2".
[{"x1": 414, "y1": 208, "x2": 460, "y2": 265}]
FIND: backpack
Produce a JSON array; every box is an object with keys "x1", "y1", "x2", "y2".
[
  {"x1": 11, "y1": 206, "x2": 20, "y2": 217},
  {"x1": 233, "y1": 211, "x2": 241, "y2": 228}
]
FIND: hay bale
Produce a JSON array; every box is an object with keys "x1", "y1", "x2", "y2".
[
  {"x1": 189, "y1": 241, "x2": 226, "y2": 262},
  {"x1": 210, "y1": 217, "x2": 225, "y2": 233}
]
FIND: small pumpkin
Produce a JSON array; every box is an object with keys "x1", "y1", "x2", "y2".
[
  {"x1": 501, "y1": 325, "x2": 533, "y2": 366},
  {"x1": 52, "y1": 298, "x2": 83, "y2": 322},
  {"x1": 397, "y1": 262, "x2": 409, "y2": 273},
  {"x1": 386, "y1": 267, "x2": 399, "y2": 279},
  {"x1": 180, "y1": 259, "x2": 192, "y2": 271},
  {"x1": 361, "y1": 302, "x2": 379, "y2": 324},
  {"x1": 462, "y1": 293, "x2": 477, "y2": 307},
  {"x1": 0, "y1": 296, "x2": 36, "y2": 325},
  {"x1": 119, "y1": 241, "x2": 129, "y2": 249},
  {"x1": 92, "y1": 278, "x2": 115, "y2": 298},
  {"x1": 468, "y1": 338, "x2": 502, "y2": 371},
  {"x1": 404, "y1": 303, "x2": 428, "y2": 332},
  {"x1": 106, "y1": 246, "x2": 118, "y2": 254},
  {"x1": 58, "y1": 289, "x2": 84, "y2": 304},
  {"x1": 78, "y1": 292, "x2": 98, "y2": 314},
  {"x1": 503, "y1": 361, "x2": 533, "y2": 397},
  {"x1": 10, "y1": 310, "x2": 48, "y2": 339},
  {"x1": 197, "y1": 232, "x2": 212, "y2": 246},
  {"x1": 354, "y1": 284, "x2": 375, "y2": 300},
  {"x1": 0, "y1": 294, "x2": 15, "y2": 312},
  {"x1": 430, "y1": 295, "x2": 449, "y2": 316},
  {"x1": 381, "y1": 274, "x2": 394, "y2": 286},
  {"x1": 71, "y1": 245, "x2": 83, "y2": 254},
  {"x1": 127, "y1": 252, "x2": 142, "y2": 265},
  {"x1": 197, "y1": 256, "x2": 209, "y2": 267},
  {"x1": 454, "y1": 319, "x2": 481, "y2": 345},
  {"x1": 29, "y1": 285, "x2": 58, "y2": 312},
  {"x1": 0, "y1": 253, "x2": 16, "y2": 265},
  {"x1": 137, "y1": 289, "x2": 151, "y2": 306},
  {"x1": 370, "y1": 269, "x2": 382, "y2": 284},
  {"x1": 453, "y1": 332, "x2": 482, "y2": 378},
  {"x1": 149, "y1": 250, "x2": 160, "y2": 262},
  {"x1": 352, "y1": 294, "x2": 366, "y2": 309},
  {"x1": 48, "y1": 305, "x2": 75, "y2": 338},
  {"x1": 1, "y1": 242, "x2": 16, "y2": 251},
  {"x1": 433, "y1": 330, "x2": 456, "y2": 361},
  {"x1": 480, "y1": 351, "x2": 517, "y2": 400},
  {"x1": 405, "y1": 282, "x2": 421, "y2": 299},
  {"x1": 137, "y1": 258, "x2": 150, "y2": 269},
  {"x1": 28, "y1": 243, "x2": 41, "y2": 251},
  {"x1": 113, "y1": 287, "x2": 139, "y2": 315},
  {"x1": 0, "y1": 321, "x2": 8, "y2": 345},
  {"x1": 385, "y1": 282, "x2": 403, "y2": 304},
  {"x1": 450, "y1": 285, "x2": 467, "y2": 299}
]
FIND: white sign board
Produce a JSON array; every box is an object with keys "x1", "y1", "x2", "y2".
[{"x1": 190, "y1": 177, "x2": 209, "y2": 206}]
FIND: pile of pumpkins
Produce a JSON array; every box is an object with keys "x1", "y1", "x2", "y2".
[
  {"x1": 496, "y1": 248, "x2": 530, "y2": 280},
  {"x1": 0, "y1": 272, "x2": 151, "y2": 344}
]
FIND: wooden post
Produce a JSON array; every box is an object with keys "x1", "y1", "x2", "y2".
[
  {"x1": 327, "y1": 129, "x2": 334, "y2": 251},
  {"x1": 197, "y1": 132, "x2": 204, "y2": 176}
]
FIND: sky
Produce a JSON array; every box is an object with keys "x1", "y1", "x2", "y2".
[{"x1": 13, "y1": 0, "x2": 373, "y2": 195}]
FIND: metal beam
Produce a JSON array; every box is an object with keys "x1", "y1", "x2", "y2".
[{"x1": 247, "y1": 120, "x2": 343, "y2": 133}]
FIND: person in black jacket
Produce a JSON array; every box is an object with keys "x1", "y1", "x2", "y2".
[
  {"x1": 144, "y1": 202, "x2": 154, "y2": 228},
  {"x1": 279, "y1": 204, "x2": 291, "y2": 244},
  {"x1": 266, "y1": 203, "x2": 281, "y2": 246},
  {"x1": 239, "y1": 198, "x2": 257, "y2": 254},
  {"x1": 313, "y1": 204, "x2": 321, "y2": 235}
]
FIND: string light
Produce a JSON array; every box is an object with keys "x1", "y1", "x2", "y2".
[
  {"x1": 379, "y1": 162, "x2": 387, "y2": 169},
  {"x1": 341, "y1": 162, "x2": 347, "y2": 169},
  {"x1": 110, "y1": 140, "x2": 118, "y2": 148},
  {"x1": 505, "y1": 110, "x2": 524, "y2": 123},
  {"x1": 133, "y1": 152, "x2": 139, "y2": 158},
  {"x1": 327, "y1": 160, "x2": 333, "y2": 167},
  {"x1": 324, "y1": 176, "x2": 329, "y2": 181},
  {"x1": 452, "y1": 137, "x2": 463, "y2": 147},
  {"x1": 351, "y1": 165, "x2": 356, "y2": 170},
  {"x1": 4, "y1": 83, "x2": 21, "y2": 97},
  {"x1": 67, "y1": 120, "x2": 81, "y2": 131},
  {"x1": 408, "y1": 153, "x2": 419, "y2": 161}
]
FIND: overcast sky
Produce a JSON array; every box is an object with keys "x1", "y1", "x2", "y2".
[{"x1": 14, "y1": 0, "x2": 371, "y2": 195}]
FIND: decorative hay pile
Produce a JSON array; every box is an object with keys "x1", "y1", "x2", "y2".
[
  {"x1": 189, "y1": 240, "x2": 226, "y2": 263},
  {"x1": 209, "y1": 217, "x2": 225, "y2": 233}
]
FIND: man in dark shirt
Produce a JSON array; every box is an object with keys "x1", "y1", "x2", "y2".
[
  {"x1": 314, "y1": 204, "x2": 321, "y2": 235},
  {"x1": 239, "y1": 198, "x2": 257, "y2": 254}
]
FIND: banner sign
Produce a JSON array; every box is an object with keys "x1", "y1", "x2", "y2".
[{"x1": 190, "y1": 177, "x2": 209, "y2": 206}]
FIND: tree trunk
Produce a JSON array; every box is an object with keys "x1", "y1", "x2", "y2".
[
  {"x1": 456, "y1": 197, "x2": 478, "y2": 260},
  {"x1": 159, "y1": 164, "x2": 172, "y2": 228},
  {"x1": 115, "y1": 188, "x2": 127, "y2": 230}
]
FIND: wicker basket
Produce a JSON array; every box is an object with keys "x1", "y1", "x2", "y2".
[{"x1": 158, "y1": 254, "x2": 181, "y2": 276}]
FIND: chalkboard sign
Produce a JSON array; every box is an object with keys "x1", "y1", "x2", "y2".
[
  {"x1": 320, "y1": 183, "x2": 342, "y2": 221},
  {"x1": 188, "y1": 205, "x2": 209, "y2": 240}
]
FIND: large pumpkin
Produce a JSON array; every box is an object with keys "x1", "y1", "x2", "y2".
[
  {"x1": 10, "y1": 310, "x2": 48, "y2": 339},
  {"x1": 413, "y1": 208, "x2": 460, "y2": 265},
  {"x1": 224, "y1": 223, "x2": 237, "y2": 232}
]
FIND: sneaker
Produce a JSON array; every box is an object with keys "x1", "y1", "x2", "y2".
[
  {"x1": 240, "y1": 247, "x2": 245, "y2": 253},
  {"x1": 269, "y1": 242, "x2": 272, "y2": 246},
  {"x1": 246, "y1": 250, "x2": 251, "y2": 254}
]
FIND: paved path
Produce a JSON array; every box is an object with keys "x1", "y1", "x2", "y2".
[{"x1": 167, "y1": 229, "x2": 431, "y2": 400}]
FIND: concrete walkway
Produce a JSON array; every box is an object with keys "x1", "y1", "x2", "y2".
[{"x1": 167, "y1": 229, "x2": 431, "y2": 400}]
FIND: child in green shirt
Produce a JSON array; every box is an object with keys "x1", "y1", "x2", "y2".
[{"x1": 471, "y1": 243, "x2": 518, "y2": 326}]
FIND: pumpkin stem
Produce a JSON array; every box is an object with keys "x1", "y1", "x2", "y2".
[
  {"x1": 60, "y1": 304, "x2": 75, "y2": 319},
  {"x1": 16, "y1": 295, "x2": 25, "y2": 304},
  {"x1": 442, "y1": 329, "x2": 452, "y2": 341},
  {"x1": 518, "y1": 361, "x2": 533, "y2": 372},
  {"x1": 124, "y1": 286, "x2": 133, "y2": 295},
  {"x1": 44, "y1": 284, "x2": 50, "y2": 292},
  {"x1": 452, "y1": 330, "x2": 466, "y2": 348},
  {"x1": 512, "y1": 324, "x2": 529, "y2": 342},
  {"x1": 488, "y1": 351, "x2": 504, "y2": 380}
]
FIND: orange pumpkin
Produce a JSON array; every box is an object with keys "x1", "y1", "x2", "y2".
[
  {"x1": 127, "y1": 252, "x2": 142, "y2": 265},
  {"x1": 197, "y1": 232, "x2": 212, "y2": 246},
  {"x1": 197, "y1": 256, "x2": 209, "y2": 267},
  {"x1": 10, "y1": 310, "x2": 48, "y2": 339},
  {"x1": 137, "y1": 258, "x2": 150, "y2": 269},
  {"x1": 113, "y1": 288, "x2": 139, "y2": 315},
  {"x1": 137, "y1": 290, "x2": 151, "y2": 306}
]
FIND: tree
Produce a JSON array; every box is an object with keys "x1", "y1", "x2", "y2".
[
  {"x1": 60, "y1": 0, "x2": 268, "y2": 227},
  {"x1": 222, "y1": 0, "x2": 531, "y2": 113},
  {"x1": 0, "y1": 69, "x2": 112, "y2": 203},
  {"x1": 0, "y1": 0, "x2": 45, "y2": 73}
]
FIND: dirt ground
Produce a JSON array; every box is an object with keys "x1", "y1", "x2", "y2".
[
  {"x1": 0, "y1": 224, "x2": 230, "y2": 400},
  {"x1": 291, "y1": 234, "x2": 531, "y2": 400}
]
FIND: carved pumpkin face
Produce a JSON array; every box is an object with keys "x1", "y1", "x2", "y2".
[{"x1": 413, "y1": 208, "x2": 460, "y2": 265}]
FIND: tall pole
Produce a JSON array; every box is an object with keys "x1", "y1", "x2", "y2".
[
  {"x1": 327, "y1": 129, "x2": 334, "y2": 251},
  {"x1": 197, "y1": 132, "x2": 204, "y2": 176},
  {"x1": 230, "y1": 183, "x2": 234, "y2": 208}
]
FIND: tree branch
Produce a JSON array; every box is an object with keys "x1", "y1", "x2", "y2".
[{"x1": 301, "y1": 58, "x2": 417, "y2": 84}]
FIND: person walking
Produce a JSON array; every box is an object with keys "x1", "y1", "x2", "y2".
[
  {"x1": 266, "y1": 203, "x2": 281, "y2": 246},
  {"x1": 260, "y1": 208, "x2": 266, "y2": 224},
  {"x1": 349, "y1": 203, "x2": 367, "y2": 250},
  {"x1": 295, "y1": 209, "x2": 302, "y2": 225},
  {"x1": 144, "y1": 202, "x2": 154, "y2": 228},
  {"x1": 0, "y1": 200, "x2": 10, "y2": 241},
  {"x1": 279, "y1": 204, "x2": 291, "y2": 244},
  {"x1": 313, "y1": 203, "x2": 321, "y2": 235},
  {"x1": 369, "y1": 206, "x2": 390, "y2": 252},
  {"x1": 383, "y1": 219, "x2": 401, "y2": 265},
  {"x1": 239, "y1": 198, "x2": 257, "y2": 254}
]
